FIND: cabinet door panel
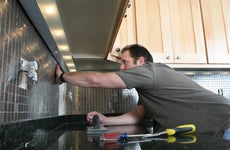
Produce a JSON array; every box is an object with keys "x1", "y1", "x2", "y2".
[
  {"x1": 135, "y1": 0, "x2": 206, "y2": 63},
  {"x1": 201, "y1": 0, "x2": 230, "y2": 63},
  {"x1": 135, "y1": 0, "x2": 173, "y2": 63},
  {"x1": 111, "y1": 17, "x2": 129, "y2": 57},
  {"x1": 169, "y1": 0, "x2": 206, "y2": 63},
  {"x1": 110, "y1": 0, "x2": 136, "y2": 58},
  {"x1": 223, "y1": 0, "x2": 230, "y2": 55}
]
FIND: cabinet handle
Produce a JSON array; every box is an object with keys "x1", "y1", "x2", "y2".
[
  {"x1": 128, "y1": 0, "x2": 131, "y2": 8},
  {"x1": 115, "y1": 48, "x2": 121, "y2": 52},
  {"x1": 166, "y1": 56, "x2": 171, "y2": 60},
  {"x1": 124, "y1": 12, "x2": 127, "y2": 18},
  {"x1": 124, "y1": 1, "x2": 131, "y2": 18},
  {"x1": 176, "y1": 56, "x2": 181, "y2": 60}
]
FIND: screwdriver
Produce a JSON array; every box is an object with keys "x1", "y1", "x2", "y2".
[
  {"x1": 142, "y1": 124, "x2": 196, "y2": 138},
  {"x1": 100, "y1": 124, "x2": 196, "y2": 142},
  {"x1": 100, "y1": 135, "x2": 197, "y2": 149}
]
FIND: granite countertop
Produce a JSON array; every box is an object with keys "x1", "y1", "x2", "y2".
[
  {"x1": 1, "y1": 115, "x2": 230, "y2": 150},
  {"x1": 0, "y1": 115, "x2": 87, "y2": 150}
]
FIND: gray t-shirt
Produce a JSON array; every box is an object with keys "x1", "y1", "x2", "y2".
[{"x1": 116, "y1": 63, "x2": 230, "y2": 137}]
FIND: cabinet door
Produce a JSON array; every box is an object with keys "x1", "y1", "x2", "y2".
[
  {"x1": 135, "y1": 0, "x2": 173, "y2": 63},
  {"x1": 110, "y1": 0, "x2": 137, "y2": 58},
  {"x1": 168, "y1": 0, "x2": 207, "y2": 63},
  {"x1": 201, "y1": 0, "x2": 230, "y2": 63},
  {"x1": 135, "y1": 0, "x2": 207, "y2": 63}
]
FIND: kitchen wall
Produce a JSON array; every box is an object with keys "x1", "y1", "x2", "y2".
[
  {"x1": 77, "y1": 88, "x2": 138, "y2": 114},
  {"x1": 0, "y1": 0, "x2": 230, "y2": 125},
  {"x1": 186, "y1": 72, "x2": 230, "y2": 99},
  {"x1": 0, "y1": 0, "x2": 75, "y2": 123}
]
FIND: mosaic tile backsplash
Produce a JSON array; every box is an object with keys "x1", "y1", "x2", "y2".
[
  {"x1": 0, "y1": 0, "x2": 61, "y2": 123},
  {"x1": 0, "y1": 0, "x2": 230, "y2": 125}
]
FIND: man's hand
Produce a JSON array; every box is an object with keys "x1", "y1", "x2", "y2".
[
  {"x1": 87, "y1": 111, "x2": 107, "y2": 125},
  {"x1": 55, "y1": 65, "x2": 64, "y2": 84}
]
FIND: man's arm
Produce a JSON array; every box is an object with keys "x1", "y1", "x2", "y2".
[
  {"x1": 56, "y1": 65, "x2": 126, "y2": 88},
  {"x1": 87, "y1": 105, "x2": 146, "y2": 125}
]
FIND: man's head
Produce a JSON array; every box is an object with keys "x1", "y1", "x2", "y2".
[{"x1": 120, "y1": 44, "x2": 153, "y2": 70}]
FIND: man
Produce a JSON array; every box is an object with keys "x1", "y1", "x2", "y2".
[{"x1": 56, "y1": 44, "x2": 230, "y2": 139}]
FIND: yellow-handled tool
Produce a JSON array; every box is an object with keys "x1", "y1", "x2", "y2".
[
  {"x1": 100, "y1": 124, "x2": 196, "y2": 142},
  {"x1": 167, "y1": 135, "x2": 197, "y2": 144},
  {"x1": 142, "y1": 124, "x2": 196, "y2": 138}
]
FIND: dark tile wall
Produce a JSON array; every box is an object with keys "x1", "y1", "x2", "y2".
[
  {"x1": 77, "y1": 88, "x2": 138, "y2": 114},
  {"x1": 0, "y1": 0, "x2": 61, "y2": 123}
]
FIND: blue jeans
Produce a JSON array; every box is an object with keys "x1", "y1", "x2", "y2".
[{"x1": 223, "y1": 128, "x2": 230, "y2": 140}]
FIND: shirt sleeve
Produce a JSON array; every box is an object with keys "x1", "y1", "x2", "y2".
[{"x1": 115, "y1": 64, "x2": 154, "y2": 89}]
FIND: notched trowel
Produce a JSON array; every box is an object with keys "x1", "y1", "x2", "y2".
[{"x1": 86, "y1": 115, "x2": 108, "y2": 135}]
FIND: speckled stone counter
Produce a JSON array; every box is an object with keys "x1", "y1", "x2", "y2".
[
  {"x1": 1, "y1": 115, "x2": 230, "y2": 150},
  {"x1": 0, "y1": 115, "x2": 87, "y2": 150}
]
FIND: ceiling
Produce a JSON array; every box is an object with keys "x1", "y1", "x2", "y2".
[{"x1": 19, "y1": 0, "x2": 128, "y2": 71}]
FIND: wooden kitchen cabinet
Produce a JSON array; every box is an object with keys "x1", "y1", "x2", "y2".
[
  {"x1": 134, "y1": 0, "x2": 207, "y2": 64},
  {"x1": 109, "y1": 0, "x2": 137, "y2": 58},
  {"x1": 200, "y1": 0, "x2": 230, "y2": 63},
  {"x1": 108, "y1": 0, "x2": 230, "y2": 67}
]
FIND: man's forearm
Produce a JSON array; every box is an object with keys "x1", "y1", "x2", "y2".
[
  {"x1": 104, "y1": 105, "x2": 146, "y2": 125},
  {"x1": 56, "y1": 65, "x2": 126, "y2": 88},
  {"x1": 63, "y1": 71, "x2": 99, "y2": 87},
  {"x1": 104, "y1": 113, "x2": 141, "y2": 125},
  {"x1": 61, "y1": 71, "x2": 126, "y2": 88}
]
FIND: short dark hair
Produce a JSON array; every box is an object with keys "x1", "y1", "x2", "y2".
[{"x1": 121, "y1": 44, "x2": 153, "y2": 63}]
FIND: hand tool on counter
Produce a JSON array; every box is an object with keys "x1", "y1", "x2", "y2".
[
  {"x1": 100, "y1": 124, "x2": 196, "y2": 142},
  {"x1": 142, "y1": 124, "x2": 196, "y2": 138},
  {"x1": 86, "y1": 115, "x2": 108, "y2": 135},
  {"x1": 166, "y1": 134, "x2": 197, "y2": 144},
  {"x1": 100, "y1": 135, "x2": 197, "y2": 149}
]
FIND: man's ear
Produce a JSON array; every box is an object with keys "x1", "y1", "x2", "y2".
[{"x1": 137, "y1": 56, "x2": 145, "y2": 65}]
